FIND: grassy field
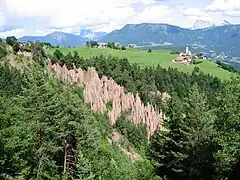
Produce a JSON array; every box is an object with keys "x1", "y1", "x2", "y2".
[{"x1": 46, "y1": 46, "x2": 233, "y2": 81}]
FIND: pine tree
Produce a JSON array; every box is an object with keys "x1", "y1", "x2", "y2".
[
  {"x1": 151, "y1": 94, "x2": 189, "y2": 179},
  {"x1": 183, "y1": 84, "x2": 216, "y2": 180},
  {"x1": 214, "y1": 76, "x2": 240, "y2": 179},
  {"x1": 151, "y1": 85, "x2": 216, "y2": 180}
]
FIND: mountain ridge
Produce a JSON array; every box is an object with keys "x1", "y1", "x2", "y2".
[
  {"x1": 18, "y1": 29, "x2": 107, "y2": 47},
  {"x1": 101, "y1": 23, "x2": 240, "y2": 65}
]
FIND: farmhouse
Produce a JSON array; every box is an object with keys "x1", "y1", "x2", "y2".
[
  {"x1": 128, "y1": 44, "x2": 137, "y2": 48},
  {"x1": 114, "y1": 42, "x2": 121, "y2": 47},
  {"x1": 98, "y1": 42, "x2": 107, "y2": 48}
]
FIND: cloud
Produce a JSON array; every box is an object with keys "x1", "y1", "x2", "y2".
[
  {"x1": 2, "y1": 0, "x2": 145, "y2": 30},
  {"x1": 206, "y1": 0, "x2": 240, "y2": 12},
  {"x1": 0, "y1": 0, "x2": 239, "y2": 37},
  {"x1": 0, "y1": 28, "x2": 25, "y2": 38},
  {"x1": 131, "y1": 5, "x2": 172, "y2": 23},
  {"x1": 0, "y1": 0, "x2": 169, "y2": 36},
  {"x1": 224, "y1": 11, "x2": 240, "y2": 17},
  {"x1": 184, "y1": 7, "x2": 204, "y2": 17},
  {"x1": 0, "y1": 11, "x2": 5, "y2": 26}
]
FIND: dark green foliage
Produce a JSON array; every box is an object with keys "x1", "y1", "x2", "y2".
[
  {"x1": 53, "y1": 49, "x2": 64, "y2": 60},
  {"x1": 216, "y1": 60, "x2": 238, "y2": 73},
  {"x1": 148, "y1": 49, "x2": 152, "y2": 53},
  {"x1": 151, "y1": 86, "x2": 216, "y2": 180},
  {"x1": 170, "y1": 51, "x2": 180, "y2": 55},
  {"x1": 0, "y1": 45, "x2": 7, "y2": 59},
  {"x1": 213, "y1": 76, "x2": 240, "y2": 179},
  {"x1": 0, "y1": 60, "x2": 154, "y2": 179},
  {"x1": 85, "y1": 40, "x2": 99, "y2": 48},
  {"x1": 64, "y1": 52, "x2": 74, "y2": 69},
  {"x1": 0, "y1": 62, "x2": 24, "y2": 96},
  {"x1": 6, "y1": 36, "x2": 17, "y2": 46},
  {"x1": 107, "y1": 41, "x2": 115, "y2": 49},
  {"x1": 31, "y1": 42, "x2": 47, "y2": 67},
  {"x1": 12, "y1": 42, "x2": 20, "y2": 54},
  {"x1": 192, "y1": 59, "x2": 203, "y2": 65},
  {"x1": 121, "y1": 46, "x2": 126, "y2": 50},
  {"x1": 115, "y1": 116, "x2": 148, "y2": 150}
]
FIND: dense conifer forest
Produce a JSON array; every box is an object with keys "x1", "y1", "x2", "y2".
[{"x1": 0, "y1": 40, "x2": 239, "y2": 179}]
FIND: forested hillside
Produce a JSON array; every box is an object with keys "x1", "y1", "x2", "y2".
[{"x1": 0, "y1": 39, "x2": 240, "y2": 179}]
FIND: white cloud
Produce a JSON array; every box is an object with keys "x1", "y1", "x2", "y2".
[
  {"x1": 206, "y1": 0, "x2": 240, "y2": 11},
  {"x1": 184, "y1": 7, "x2": 204, "y2": 17},
  {"x1": 131, "y1": 5, "x2": 172, "y2": 24},
  {"x1": 0, "y1": 28, "x2": 25, "y2": 38},
  {"x1": 0, "y1": 0, "x2": 239, "y2": 37},
  {"x1": 224, "y1": 11, "x2": 240, "y2": 17},
  {"x1": 0, "y1": 11, "x2": 5, "y2": 26},
  {"x1": 2, "y1": 0, "x2": 140, "y2": 29}
]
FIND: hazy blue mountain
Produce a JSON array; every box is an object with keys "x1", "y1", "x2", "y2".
[
  {"x1": 79, "y1": 29, "x2": 107, "y2": 41},
  {"x1": 19, "y1": 31, "x2": 88, "y2": 47},
  {"x1": 101, "y1": 23, "x2": 240, "y2": 62},
  {"x1": 19, "y1": 29, "x2": 107, "y2": 47}
]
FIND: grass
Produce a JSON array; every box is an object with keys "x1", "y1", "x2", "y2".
[{"x1": 46, "y1": 46, "x2": 234, "y2": 81}]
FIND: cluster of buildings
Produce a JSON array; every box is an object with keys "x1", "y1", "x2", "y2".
[
  {"x1": 173, "y1": 46, "x2": 192, "y2": 64},
  {"x1": 97, "y1": 42, "x2": 121, "y2": 48},
  {"x1": 97, "y1": 42, "x2": 137, "y2": 49}
]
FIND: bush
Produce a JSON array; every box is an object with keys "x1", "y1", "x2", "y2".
[
  {"x1": 216, "y1": 60, "x2": 237, "y2": 73},
  {"x1": 170, "y1": 51, "x2": 180, "y2": 55},
  {"x1": 0, "y1": 46, "x2": 7, "y2": 59},
  {"x1": 13, "y1": 43, "x2": 20, "y2": 54},
  {"x1": 53, "y1": 49, "x2": 64, "y2": 60},
  {"x1": 6, "y1": 36, "x2": 17, "y2": 46},
  {"x1": 121, "y1": 46, "x2": 126, "y2": 50}
]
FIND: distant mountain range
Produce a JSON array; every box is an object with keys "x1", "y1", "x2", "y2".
[
  {"x1": 18, "y1": 29, "x2": 107, "y2": 47},
  {"x1": 101, "y1": 23, "x2": 240, "y2": 66}
]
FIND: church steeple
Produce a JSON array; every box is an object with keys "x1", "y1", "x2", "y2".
[{"x1": 186, "y1": 45, "x2": 190, "y2": 55}]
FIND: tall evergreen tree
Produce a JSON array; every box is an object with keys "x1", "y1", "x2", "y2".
[
  {"x1": 214, "y1": 76, "x2": 240, "y2": 179},
  {"x1": 151, "y1": 85, "x2": 216, "y2": 180}
]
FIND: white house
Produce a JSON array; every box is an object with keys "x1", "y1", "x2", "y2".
[
  {"x1": 128, "y1": 44, "x2": 137, "y2": 48},
  {"x1": 98, "y1": 42, "x2": 107, "y2": 48}
]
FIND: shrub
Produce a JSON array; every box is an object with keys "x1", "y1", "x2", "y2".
[
  {"x1": 121, "y1": 46, "x2": 126, "y2": 50},
  {"x1": 6, "y1": 36, "x2": 18, "y2": 46},
  {"x1": 0, "y1": 46, "x2": 7, "y2": 59}
]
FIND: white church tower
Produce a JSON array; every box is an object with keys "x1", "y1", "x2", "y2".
[{"x1": 186, "y1": 45, "x2": 189, "y2": 55}]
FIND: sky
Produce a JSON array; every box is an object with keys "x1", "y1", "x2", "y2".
[{"x1": 0, "y1": 0, "x2": 240, "y2": 38}]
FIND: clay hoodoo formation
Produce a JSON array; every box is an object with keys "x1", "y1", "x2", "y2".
[{"x1": 47, "y1": 61, "x2": 164, "y2": 139}]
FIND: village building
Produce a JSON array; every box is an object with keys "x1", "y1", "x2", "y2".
[
  {"x1": 98, "y1": 42, "x2": 107, "y2": 48},
  {"x1": 114, "y1": 42, "x2": 121, "y2": 47},
  {"x1": 128, "y1": 44, "x2": 137, "y2": 48},
  {"x1": 172, "y1": 45, "x2": 192, "y2": 64}
]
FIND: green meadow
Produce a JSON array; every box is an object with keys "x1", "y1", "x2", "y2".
[{"x1": 46, "y1": 46, "x2": 233, "y2": 81}]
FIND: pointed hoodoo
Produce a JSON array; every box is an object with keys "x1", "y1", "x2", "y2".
[{"x1": 47, "y1": 62, "x2": 165, "y2": 139}]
